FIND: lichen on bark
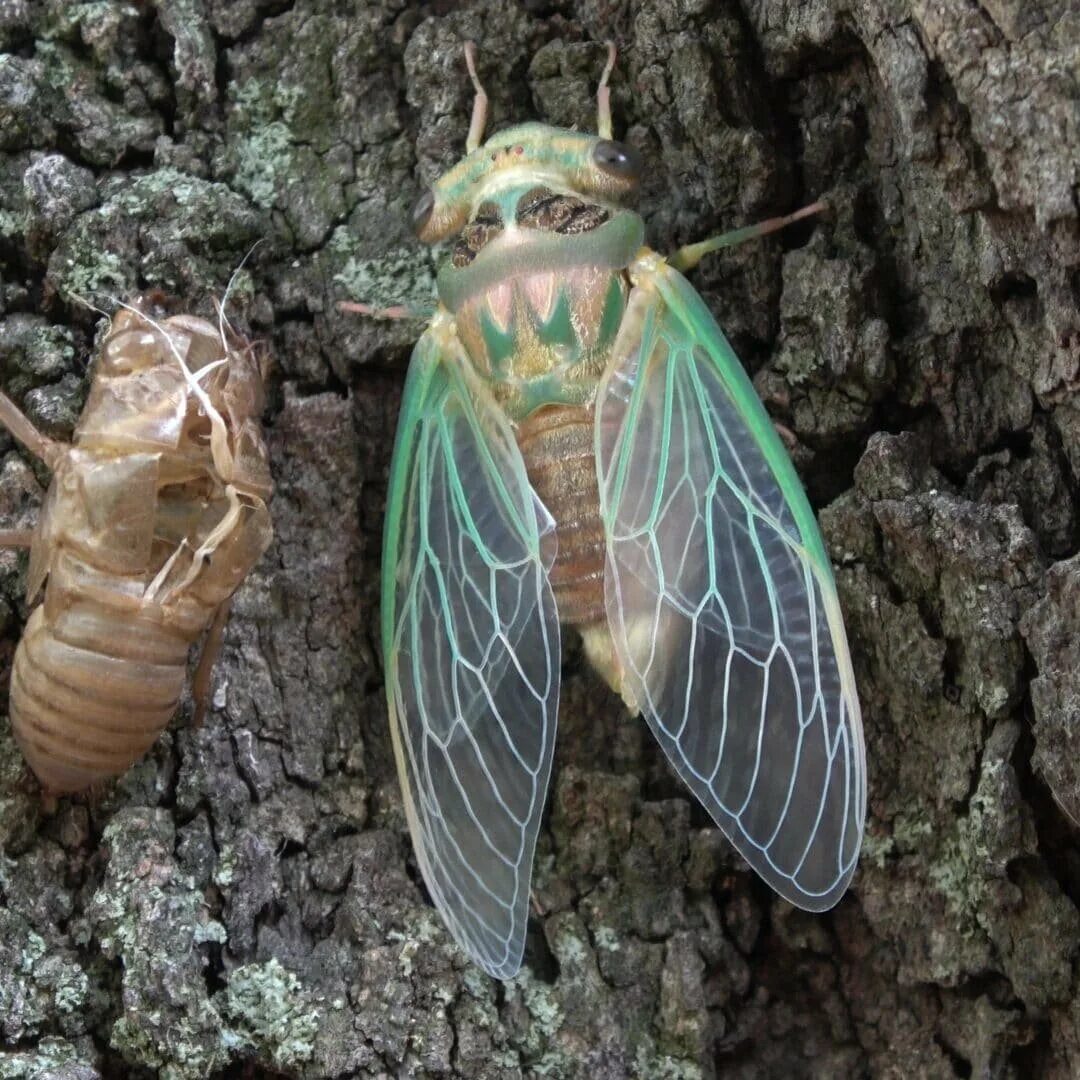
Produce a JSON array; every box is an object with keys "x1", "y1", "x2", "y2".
[{"x1": 1, "y1": 0, "x2": 1079, "y2": 1076}]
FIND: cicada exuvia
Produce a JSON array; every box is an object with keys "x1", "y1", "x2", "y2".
[
  {"x1": 0, "y1": 292, "x2": 273, "y2": 794},
  {"x1": 349, "y1": 44, "x2": 866, "y2": 979}
]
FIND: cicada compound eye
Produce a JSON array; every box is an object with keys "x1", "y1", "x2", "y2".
[
  {"x1": 592, "y1": 139, "x2": 642, "y2": 182},
  {"x1": 411, "y1": 188, "x2": 436, "y2": 237}
]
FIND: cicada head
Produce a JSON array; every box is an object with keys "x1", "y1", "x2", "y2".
[
  {"x1": 415, "y1": 45, "x2": 646, "y2": 319},
  {"x1": 413, "y1": 123, "x2": 643, "y2": 246}
]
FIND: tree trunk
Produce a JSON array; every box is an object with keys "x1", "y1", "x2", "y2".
[{"x1": 1, "y1": 0, "x2": 1078, "y2": 1076}]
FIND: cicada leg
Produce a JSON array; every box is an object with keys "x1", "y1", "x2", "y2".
[
  {"x1": 191, "y1": 598, "x2": 232, "y2": 728},
  {"x1": 0, "y1": 392, "x2": 64, "y2": 550},
  {"x1": 340, "y1": 43, "x2": 487, "y2": 321},
  {"x1": 668, "y1": 200, "x2": 828, "y2": 272},
  {"x1": 337, "y1": 300, "x2": 435, "y2": 321},
  {"x1": 579, "y1": 621, "x2": 640, "y2": 714},
  {"x1": 773, "y1": 419, "x2": 800, "y2": 452},
  {"x1": 0, "y1": 391, "x2": 64, "y2": 471}
]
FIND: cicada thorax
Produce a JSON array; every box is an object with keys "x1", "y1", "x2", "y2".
[
  {"x1": 10, "y1": 298, "x2": 272, "y2": 794},
  {"x1": 456, "y1": 258, "x2": 621, "y2": 630},
  {"x1": 438, "y1": 185, "x2": 643, "y2": 632},
  {"x1": 439, "y1": 184, "x2": 640, "y2": 394},
  {"x1": 453, "y1": 261, "x2": 626, "y2": 417}
]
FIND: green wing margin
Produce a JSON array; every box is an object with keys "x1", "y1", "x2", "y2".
[
  {"x1": 596, "y1": 260, "x2": 865, "y2": 909},
  {"x1": 382, "y1": 316, "x2": 560, "y2": 979}
]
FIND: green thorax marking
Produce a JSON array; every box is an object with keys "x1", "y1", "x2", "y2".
[
  {"x1": 458, "y1": 265, "x2": 628, "y2": 421},
  {"x1": 422, "y1": 122, "x2": 644, "y2": 420}
]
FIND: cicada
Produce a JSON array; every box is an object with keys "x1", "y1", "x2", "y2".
[
  {"x1": 355, "y1": 44, "x2": 866, "y2": 978},
  {"x1": 0, "y1": 292, "x2": 273, "y2": 794}
]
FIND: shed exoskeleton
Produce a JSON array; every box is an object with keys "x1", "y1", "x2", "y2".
[
  {"x1": 350, "y1": 44, "x2": 866, "y2": 979},
  {"x1": 0, "y1": 293, "x2": 273, "y2": 794}
]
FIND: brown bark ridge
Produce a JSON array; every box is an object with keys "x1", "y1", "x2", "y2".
[{"x1": 0, "y1": 0, "x2": 1078, "y2": 1076}]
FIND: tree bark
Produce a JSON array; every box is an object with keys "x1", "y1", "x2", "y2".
[{"x1": 1, "y1": 0, "x2": 1078, "y2": 1076}]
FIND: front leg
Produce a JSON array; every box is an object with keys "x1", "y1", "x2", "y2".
[
  {"x1": 0, "y1": 392, "x2": 64, "y2": 471},
  {"x1": 0, "y1": 530, "x2": 34, "y2": 548},
  {"x1": 191, "y1": 599, "x2": 232, "y2": 728},
  {"x1": 337, "y1": 298, "x2": 435, "y2": 321},
  {"x1": 668, "y1": 200, "x2": 828, "y2": 273},
  {"x1": 0, "y1": 392, "x2": 66, "y2": 553}
]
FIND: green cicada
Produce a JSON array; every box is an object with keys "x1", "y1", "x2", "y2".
[{"x1": 354, "y1": 44, "x2": 866, "y2": 979}]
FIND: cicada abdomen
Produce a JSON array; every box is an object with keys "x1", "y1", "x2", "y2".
[{"x1": 0, "y1": 294, "x2": 273, "y2": 794}]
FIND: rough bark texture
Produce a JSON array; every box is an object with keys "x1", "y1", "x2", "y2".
[{"x1": 1, "y1": 0, "x2": 1079, "y2": 1077}]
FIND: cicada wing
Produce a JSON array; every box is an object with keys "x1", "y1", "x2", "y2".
[
  {"x1": 382, "y1": 322, "x2": 560, "y2": 979},
  {"x1": 596, "y1": 264, "x2": 865, "y2": 909}
]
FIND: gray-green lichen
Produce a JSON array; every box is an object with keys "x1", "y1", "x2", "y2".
[
  {"x1": 0, "y1": 1036, "x2": 101, "y2": 1080},
  {"x1": 0, "y1": 908, "x2": 88, "y2": 1043},
  {"x1": 329, "y1": 231, "x2": 439, "y2": 316},
  {"x1": 216, "y1": 959, "x2": 319, "y2": 1070},
  {"x1": 47, "y1": 168, "x2": 264, "y2": 302},
  {"x1": 81, "y1": 809, "x2": 319, "y2": 1079},
  {"x1": 223, "y1": 80, "x2": 301, "y2": 211},
  {"x1": 87, "y1": 810, "x2": 229, "y2": 1078},
  {"x1": 0, "y1": 731, "x2": 39, "y2": 852}
]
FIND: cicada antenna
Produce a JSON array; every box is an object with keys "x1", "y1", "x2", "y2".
[
  {"x1": 597, "y1": 41, "x2": 617, "y2": 140},
  {"x1": 66, "y1": 291, "x2": 113, "y2": 322},
  {"x1": 216, "y1": 238, "x2": 266, "y2": 351},
  {"x1": 464, "y1": 41, "x2": 488, "y2": 154},
  {"x1": 67, "y1": 291, "x2": 122, "y2": 376}
]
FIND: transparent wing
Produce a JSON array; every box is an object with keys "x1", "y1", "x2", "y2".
[
  {"x1": 596, "y1": 263, "x2": 865, "y2": 909},
  {"x1": 382, "y1": 321, "x2": 560, "y2": 979}
]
